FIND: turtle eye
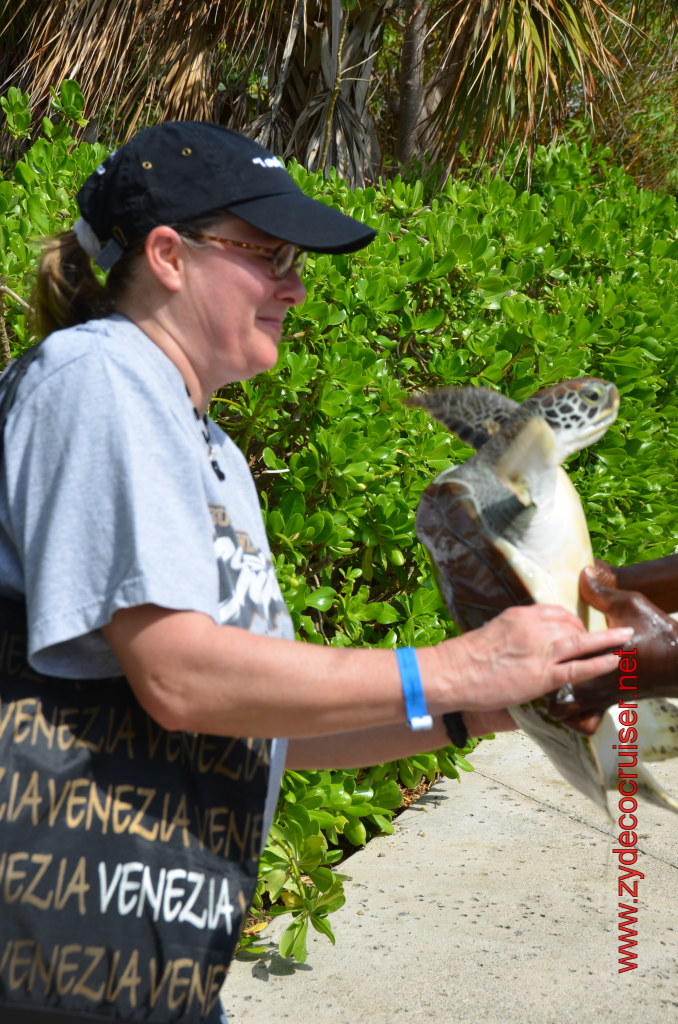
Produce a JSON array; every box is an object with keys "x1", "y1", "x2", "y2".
[{"x1": 580, "y1": 383, "x2": 604, "y2": 404}]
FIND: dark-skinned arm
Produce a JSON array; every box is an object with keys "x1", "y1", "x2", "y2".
[
  {"x1": 613, "y1": 552, "x2": 678, "y2": 614},
  {"x1": 548, "y1": 564, "x2": 678, "y2": 733}
]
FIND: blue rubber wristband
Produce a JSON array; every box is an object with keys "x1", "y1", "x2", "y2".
[{"x1": 395, "y1": 647, "x2": 433, "y2": 731}]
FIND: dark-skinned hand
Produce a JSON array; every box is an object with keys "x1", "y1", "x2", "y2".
[{"x1": 546, "y1": 562, "x2": 678, "y2": 735}]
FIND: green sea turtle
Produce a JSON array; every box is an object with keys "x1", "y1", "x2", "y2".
[{"x1": 409, "y1": 377, "x2": 678, "y2": 816}]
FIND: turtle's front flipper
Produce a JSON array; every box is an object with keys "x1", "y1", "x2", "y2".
[
  {"x1": 484, "y1": 416, "x2": 559, "y2": 545},
  {"x1": 493, "y1": 416, "x2": 557, "y2": 495},
  {"x1": 407, "y1": 386, "x2": 520, "y2": 450}
]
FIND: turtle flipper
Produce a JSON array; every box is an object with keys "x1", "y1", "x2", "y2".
[
  {"x1": 586, "y1": 701, "x2": 678, "y2": 815},
  {"x1": 407, "y1": 386, "x2": 519, "y2": 449},
  {"x1": 481, "y1": 416, "x2": 559, "y2": 542},
  {"x1": 509, "y1": 701, "x2": 611, "y2": 815},
  {"x1": 637, "y1": 699, "x2": 678, "y2": 763}
]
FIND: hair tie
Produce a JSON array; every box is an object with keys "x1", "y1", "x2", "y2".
[{"x1": 73, "y1": 217, "x2": 102, "y2": 259}]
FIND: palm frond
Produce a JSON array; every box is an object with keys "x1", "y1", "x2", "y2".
[
  {"x1": 0, "y1": 0, "x2": 280, "y2": 142},
  {"x1": 419, "y1": 0, "x2": 633, "y2": 174},
  {"x1": 1, "y1": 0, "x2": 675, "y2": 188}
]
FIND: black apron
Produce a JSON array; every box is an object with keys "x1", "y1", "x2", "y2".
[{"x1": 0, "y1": 348, "x2": 269, "y2": 1022}]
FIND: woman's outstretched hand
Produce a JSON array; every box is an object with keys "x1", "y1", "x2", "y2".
[{"x1": 440, "y1": 602, "x2": 632, "y2": 714}]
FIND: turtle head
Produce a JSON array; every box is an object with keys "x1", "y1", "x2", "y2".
[{"x1": 525, "y1": 378, "x2": 619, "y2": 460}]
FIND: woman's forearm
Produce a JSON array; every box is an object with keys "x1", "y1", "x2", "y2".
[
  {"x1": 102, "y1": 603, "x2": 631, "y2": 740},
  {"x1": 286, "y1": 707, "x2": 517, "y2": 770},
  {"x1": 286, "y1": 719, "x2": 451, "y2": 769}
]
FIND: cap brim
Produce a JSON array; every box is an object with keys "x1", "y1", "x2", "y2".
[{"x1": 226, "y1": 189, "x2": 376, "y2": 254}]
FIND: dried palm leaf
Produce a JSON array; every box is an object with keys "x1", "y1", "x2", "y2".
[
  {"x1": 1, "y1": 0, "x2": 674, "y2": 188},
  {"x1": 0, "y1": 0, "x2": 279, "y2": 142},
  {"x1": 419, "y1": 0, "x2": 633, "y2": 175}
]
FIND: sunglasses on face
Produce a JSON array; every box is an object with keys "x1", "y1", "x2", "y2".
[{"x1": 181, "y1": 230, "x2": 307, "y2": 279}]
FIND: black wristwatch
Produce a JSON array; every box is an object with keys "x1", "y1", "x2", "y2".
[{"x1": 442, "y1": 711, "x2": 468, "y2": 748}]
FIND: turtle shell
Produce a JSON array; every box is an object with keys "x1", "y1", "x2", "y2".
[{"x1": 416, "y1": 475, "x2": 533, "y2": 632}]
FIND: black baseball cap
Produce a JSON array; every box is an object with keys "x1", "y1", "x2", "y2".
[{"x1": 76, "y1": 121, "x2": 376, "y2": 270}]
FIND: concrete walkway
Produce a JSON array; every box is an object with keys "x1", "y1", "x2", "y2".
[{"x1": 222, "y1": 730, "x2": 678, "y2": 1023}]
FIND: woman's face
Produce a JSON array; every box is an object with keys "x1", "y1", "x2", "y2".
[{"x1": 177, "y1": 215, "x2": 307, "y2": 390}]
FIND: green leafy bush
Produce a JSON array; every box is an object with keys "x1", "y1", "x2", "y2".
[
  {"x1": 225, "y1": 145, "x2": 678, "y2": 956},
  {"x1": 2, "y1": 84, "x2": 678, "y2": 959},
  {"x1": 0, "y1": 84, "x2": 108, "y2": 351}
]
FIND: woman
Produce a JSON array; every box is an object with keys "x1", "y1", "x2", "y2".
[{"x1": 0, "y1": 121, "x2": 630, "y2": 1024}]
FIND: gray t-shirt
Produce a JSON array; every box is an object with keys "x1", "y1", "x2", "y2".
[{"x1": 0, "y1": 313, "x2": 293, "y2": 826}]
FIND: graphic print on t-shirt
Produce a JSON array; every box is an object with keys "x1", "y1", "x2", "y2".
[{"x1": 209, "y1": 503, "x2": 288, "y2": 635}]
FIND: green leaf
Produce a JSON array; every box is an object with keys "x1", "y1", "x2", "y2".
[
  {"x1": 310, "y1": 914, "x2": 336, "y2": 943},
  {"x1": 305, "y1": 586, "x2": 337, "y2": 611},
  {"x1": 279, "y1": 918, "x2": 309, "y2": 962},
  {"x1": 413, "y1": 309, "x2": 444, "y2": 331},
  {"x1": 343, "y1": 820, "x2": 367, "y2": 846}
]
